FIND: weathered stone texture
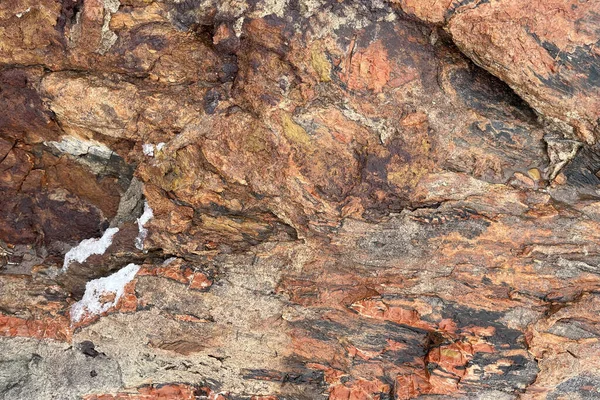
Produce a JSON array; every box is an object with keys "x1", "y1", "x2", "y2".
[
  {"x1": 1, "y1": 0, "x2": 600, "y2": 399},
  {"x1": 393, "y1": 0, "x2": 600, "y2": 143}
]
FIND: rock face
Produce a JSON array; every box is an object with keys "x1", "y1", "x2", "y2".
[
  {"x1": 396, "y1": 0, "x2": 600, "y2": 144},
  {"x1": 1, "y1": 0, "x2": 600, "y2": 399}
]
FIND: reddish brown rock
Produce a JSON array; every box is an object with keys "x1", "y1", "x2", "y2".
[
  {"x1": 0, "y1": 314, "x2": 71, "y2": 341},
  {"x1": 340, "y1": 40, "x2": 392, "y2": 93},
  {"x1": 388, "y1": 0, "x2": 600, "y2": 142},
  {"x1": 83, "y1": 384, "x2": 198, "y2": 400},
  {"x1": 1, "y1": 1, "x2": 600, "y2": 399},
  {"x1": 447, "y1": 0, "x2": 600, "y2": 143}
]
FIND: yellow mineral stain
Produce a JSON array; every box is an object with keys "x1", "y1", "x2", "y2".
[
  {"x1": 527, "y1": 168, "x2": 541, "y2": 181},
  {"x1": 311, "y1": 45, "x2": 332, "y2": 82},
  {"x1": 388, "y1": 164, "x2": 428, "y2": 188},
  {"x1": 282, "y1": 113, "x2": 311, "y2": 147}
]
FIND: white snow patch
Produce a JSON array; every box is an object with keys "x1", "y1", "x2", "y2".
[
  {"x1": 142, "y1": 144, "x2": 155, "y2": 156},
  {"x1": 142, "y1": 143, "x2": 165, "y2": 157},
  {"x1": 135, "y1": 201, "x2": 153, "y2": 250},
  {"x1": 62, "y1": 228, "x2": 119, "y2": 271},
  {"x1": 70, "y1": 263, "x2": 140, "y2": 322}
]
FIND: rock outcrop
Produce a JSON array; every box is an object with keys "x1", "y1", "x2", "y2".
[{"x1": 1, "y1": 0, "x2": 600, "y2": 399}]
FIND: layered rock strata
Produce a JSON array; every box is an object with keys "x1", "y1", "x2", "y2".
[{"x1": 1, "y1": 0, "x2": 600, "y2": 399}]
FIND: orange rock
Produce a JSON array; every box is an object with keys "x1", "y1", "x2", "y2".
[
  {"x1": 395, "y1": 372, "x2": 433, "y2": 400},
  {"x1": 330, "y1": 378, "x2": 390, "y2": 400},
  {"x1": 448, "y1": 0, "x2": 600, "y2": 142},
  {"x1": 391, "y1": 0, "x2": 453, "y2": 24},
  {"x1": 350, "y1": 298, "x2": 434, "y2": 330},
  {"x1": 0, "y1": 313, "x2": 71, "y2": 342},
  {"x1": 189, "y1": 272, "x2": 212, "y2": 290},
  {"x1": 138, "y1": 262, "x2": 194, "y2": 285},
  {"x1": 340, "y1": 41, "x2": 391, "y2": 93},
  {"x1": 2, "y1": 1, "x2": 600, "y2": 398},
  {"x1": 84, "y1": 384, "x2": 197, "y2": 400}
]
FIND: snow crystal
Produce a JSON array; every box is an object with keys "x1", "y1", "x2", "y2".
[
  {"x1": 135, "y1": 201, "x2": 153, "y2": 250},
  {"x1": 70, "y1": 263, "x2": 140, "y2": 322},
  {"x1": 142, "y1": 144, "x2": 155, "y2": 157},
  {"x1": 62, "y1": 228, "x2": 119, "y2": 271}
]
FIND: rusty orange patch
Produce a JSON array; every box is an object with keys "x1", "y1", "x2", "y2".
[
  {"x1": 189, "y1": 272, "x2": 212, "y2": 290},
  {"x1": 138, "y1": 261, "x2": 211, "y2": 290},
  {"x1": 83, "y1": 384, "x2": 198, "y2": 400},
  {"x1": 329, "y1": 378, "x2": 390, "y2": 400},
  {"x1": 340, "y1": 40, "x2": 391, "y2": 93},
  {"x1": 138, "y1": 263, "x2": 193, "y2": 284},
  {"x1": 0, "y1": 313, "x2": 72, "y2": 342}
]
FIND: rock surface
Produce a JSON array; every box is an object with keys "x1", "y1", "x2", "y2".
[{"x1": 1, "y1": 0, "x2": 600, "y2": 399}]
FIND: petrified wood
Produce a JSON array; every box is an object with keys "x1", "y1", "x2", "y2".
[{"x1": 1, "y1": 0, "x2": 600, "y2": 399}]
